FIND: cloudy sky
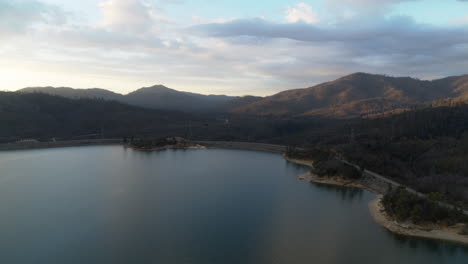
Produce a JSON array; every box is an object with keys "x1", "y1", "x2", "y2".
[{"x1": 1, "y1": 0, "x2": 468, "y2": 95}]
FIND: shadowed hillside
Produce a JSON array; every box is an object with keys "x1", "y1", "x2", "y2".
[
  {"x1": 0, "y1": 92, "x2": 312, "y2": 144},
  {"x1": 17, "y1": 73, "x2": 468, "y2": 118},
  {"x1": 124, "y1": 85, "x2": 233, "y2": 112},
  {"x1": 0, "y1": 92, "x2": 194, "y2": 141},
  {"x1": 231, "y1": 73, "x2": 468, "y2": 118},
  {"x1": 19, "y1": 87, "x2": 123, "y2": 101},
  {"x1": 19, "y1": 85, "x2": 235, "y2": 113}
]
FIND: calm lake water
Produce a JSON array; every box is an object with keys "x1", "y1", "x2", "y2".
[{"x1": 0, "y1": 146, "x2": 467, "y2": 264}]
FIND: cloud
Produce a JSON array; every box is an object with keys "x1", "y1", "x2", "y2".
[
  {"x1": 99, "y1": 0, "x2": 169, "y2": 34},
  {"x1": 190, "y1": 17, "x2": 468, "y2": 52},
  {"x1": 189, "y1": 16, "x2": 468, "y2": 85},
  {"x1": 285, "y1": 3, "x2": 318, "y2": 24},
  {"x1": 325, "y1": 0, "x2": 419, "y2": 9},
  {"x1": 191, "y1": 18, "x2": 326, "y2": 42},
  {"x1": 2, "y1": 0, "x2": 468, "y2": 95},
  {"x1": 192, "y1": 16, "x2": 237, "y2": 25},
  {"x1": 324, "y1": 0, "x2": 420, "y2": 20},
  {"x1": 0, "y1": 0, "x2": 65, "y2": 37}
]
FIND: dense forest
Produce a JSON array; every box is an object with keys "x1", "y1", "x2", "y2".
[
  {"x1": 0, "y1": 92, "x2": 194, "y2": 142},
  {"x1": 382, "y1": 187, "x2": 467, "y2": 228},
  {"x1": 286, "y1": 103, "x2": 468, "y2": 207},
  {"x1": 0, "y1": 91, "x2": 330, "y2": 144},
  {"x1": 339, "y1": 104, "x2": 468, "y2": 206}
]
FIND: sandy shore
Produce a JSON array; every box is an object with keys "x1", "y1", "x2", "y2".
[{"x1": 369, "y1": 196, "x2": 468, "y2": 245}]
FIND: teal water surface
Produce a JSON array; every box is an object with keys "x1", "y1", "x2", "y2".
[{"x1": 0, "y1": 146, "x2": 467, "y2": 264}]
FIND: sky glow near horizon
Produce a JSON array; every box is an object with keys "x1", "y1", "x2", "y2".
[{"x1": 1, "y1": 0, "x2": 468, "y2": 96}]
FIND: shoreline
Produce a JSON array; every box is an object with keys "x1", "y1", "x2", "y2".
[
  {"x1": 369, "y1": 196, "x2": 468, "y2": 245},
  {"x1": 298, "y1": 172, "x2": 366, "y2": 189},
  {"x1": 285, "y1": 156, "x2": 468, "y2": 246},
  {"x1": 0, "y1": 139, "x2": 282, "y2": 152},
  {"x1": 193, "y1": 141, "x2": 286, "y2": 154},
  {"x1": 285, "y1": 156, "x2": 368, "y2": 190},
  {"x1": 0, "y1": 139, "x2": 121, "y2": 151},
  {"x1": 127, "y1": 144, "x2": 206, "y2": 152}
]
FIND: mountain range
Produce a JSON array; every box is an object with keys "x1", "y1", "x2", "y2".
[
  {"x1": 18, "y1": 73, "x2": 468, "y2": 118},
  {"x1": 230, "y1": 73, "x2": 468, "y2": 118},
  {"x1": 19, "y1": 85, "x2": 234, "y2": 113}
]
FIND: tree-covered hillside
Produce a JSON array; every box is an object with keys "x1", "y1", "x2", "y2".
[{"x1": 0, "y1": 92, "x2": 192, "y2": 142}]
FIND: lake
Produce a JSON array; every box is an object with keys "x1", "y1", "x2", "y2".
[{"x1": 0, "y1": 146, "x2": 467, "y2": 264}]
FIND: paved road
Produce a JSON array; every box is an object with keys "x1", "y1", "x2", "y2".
[{"x1": 338, "y1": 158, "x2": 468, "y2": 215}]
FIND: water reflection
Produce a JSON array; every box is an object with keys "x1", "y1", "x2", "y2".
[
  {"x1": 312, "y1": 182, "x2": 364, "y2": 202},
  {"x1": 0, "y1": 146, "x2": 466, "y2": 264},
  {"x1": 388, "y1": 229, "x2": 468, "y2": 255}
]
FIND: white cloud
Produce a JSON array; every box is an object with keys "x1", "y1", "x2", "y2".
[
  {"x1": 325, "y1": 0, "x2": 418, "y2": 9},
  {"x1": 324, "y1": 0, "x2": 420, "y2": 21},
  {"x1": 99, "y1": 0, "x2": 168, "y2": 34},
  {"x1": 285, "y1": 3, "x2": 318, "y2": 24},
  {"x1": 191, "y1": 16, "x2": 237, "y2": 25}
]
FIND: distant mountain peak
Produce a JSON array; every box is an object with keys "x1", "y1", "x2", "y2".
[
  {"x1": 145, "y1": 84, "x2": 172, "y2": 90},
  {"x1": 130, "y1": 85, "x2": 176, "y2": 95},
  {"x1": 340, "y1": 72, "x2": 391, "y2": 80},
  {"x1": 346, "y1": 72, "x2": 372, "y2": 77}
]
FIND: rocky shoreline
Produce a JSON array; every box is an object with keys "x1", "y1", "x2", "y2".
[
  {"x1": 297, "y1": 172, "x2": 366, "y2": 189},
  {"x1": 286, "y1": 157, "x2": 368, "y2": 190},
  {"x1": 369, "y1": 196, "x2": 468, "y2": 245}
]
